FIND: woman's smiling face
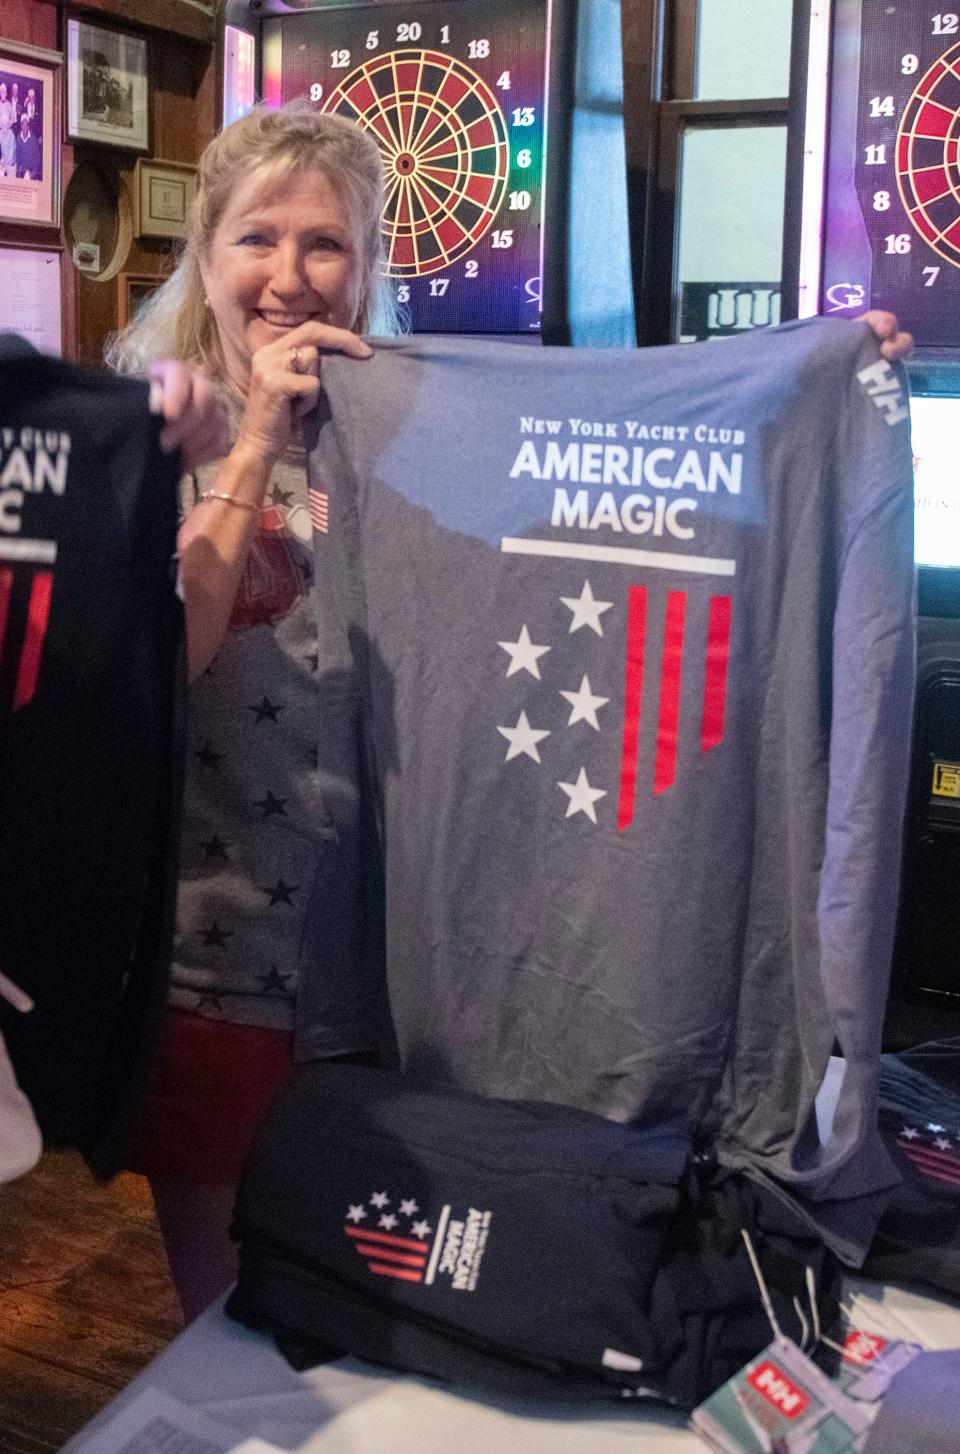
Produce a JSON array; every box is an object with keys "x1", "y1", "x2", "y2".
[{"x1": 200, "y1": 166, "x2": 362, "y2": 390}]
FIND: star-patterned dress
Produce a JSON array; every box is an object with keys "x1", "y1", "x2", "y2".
[{"x1": 171, "y1": 414, "x2": 361, "y2": 1038}]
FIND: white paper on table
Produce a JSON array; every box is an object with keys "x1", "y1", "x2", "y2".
[{"x1": 71, "y1": 1386, "x2": 286, "y2": 1454}]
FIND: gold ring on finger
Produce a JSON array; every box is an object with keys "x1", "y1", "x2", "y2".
[{"x1": 290, "y1": 346, "x2": 303, "y2": 374}]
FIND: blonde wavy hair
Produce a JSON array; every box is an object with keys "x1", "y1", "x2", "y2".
[{"x1": 107, "y1": 102, "x2": 399, "y2": 377}]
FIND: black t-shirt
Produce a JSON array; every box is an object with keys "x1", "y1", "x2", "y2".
[{"x1": 0, "y1": 335, "x2": 185, "y2": 1175}]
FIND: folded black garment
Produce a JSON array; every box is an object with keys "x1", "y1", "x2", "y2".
[
  {"x1": 862, "y1": 1042, "x2": 960, "y2": 1297},
  {"x1": 227, "y1": 1063, "x2": 840, "y2": 1407}
]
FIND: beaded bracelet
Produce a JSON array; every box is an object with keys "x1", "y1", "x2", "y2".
[{"x1": 197, "y1": 489, "x2": 259, "y2": 513}]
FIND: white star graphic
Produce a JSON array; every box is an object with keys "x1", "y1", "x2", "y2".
[
  {"x1": 369, "y1": 1191, "x2": 390, "y2": 1209},
  {"x1": 411, "y1": 1219, "x2": 433, "y2": 1239},
  {"x1": 928, "y1": 1124, "x2": 945, "y2": 1134},
  {"x1": 497, "y1": 709, "x2": 551, "y2": 763},
  {"x1": 901, "y1": 1126, "x2": 919, "y2": 1140},
  {"x1": 345, "y1": 1204, "x2": 367, "y2": 1224},
  {"x1": 560, "y1": 675, "x2": 609, "y2": 731},
  {"x1": 560, "y1": 580, "x2": 613, "y2": 636},
  {"x1": 935, "y1": 1137, "x2": 951, "y2": 1151},
  {"x1": 497, "y1": 625, "x2": 550, "y2": 680},
  {"x1": 557, "y1": 767, "x2": 607, "y2": 824},
  {"x1": 379, "y1": 1212, "x2": 399, "y2": 1230},
  {"x1": 399, "y1": 1198, "x2": 420, "y2": 1217}
]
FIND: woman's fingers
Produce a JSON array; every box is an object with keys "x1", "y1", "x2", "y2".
[
  {"x1": 270, "y1": 319, "x2": 373, "y2": 361},
  {"x1": 149, "y1": 363, "x2": 232, "y2": 471},
  {"x1": 857, "y1": 309, "x2": 914, "y2": 362},
  {"x1": 149, "y1": 362, "x2": 231, "y2": 469}
]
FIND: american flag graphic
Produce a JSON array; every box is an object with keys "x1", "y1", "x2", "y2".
[
  {"x1": 343, "y1": 1192, "x2": 434, "y2": 1283},
  {"x1": 308, "y1": 487, "x2": 329, "y2": 536},
  {"x1": 0, "y1": 565, "x2": 54, "y2": 713},
  {"x1": 496, "y1": 579, "x2": 733, "y2": 833},
  {"x1": 896, "y1": 1123, "x2": 960, "y2": 1189}
]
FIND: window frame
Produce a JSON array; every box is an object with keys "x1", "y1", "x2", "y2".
[{"x1": 621, "y1": 0, "x2": 811, "y2": 345}]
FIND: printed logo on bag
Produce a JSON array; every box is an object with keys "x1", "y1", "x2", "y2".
[
  {"x1": 343, "y1": 1190, "x2": 492, "y2": 1291},
  {"x1": 895, "y1": 1121, "x2": 960, "y2": 1187},
  {"x1": 746, "y1": 1361, "x2": 811, "y2": 1419},
  {"x1": 842, "y1": 1330, "x2": 888, "y2": 1364},
  {"x1": 0, "y1": 427, "x2": 69, "y2": 714}
]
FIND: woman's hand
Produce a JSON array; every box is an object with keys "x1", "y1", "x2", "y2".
[
  {"x1": 236, "y1": 321, "x2": 373, "y2": 466},
  {"x1": 148, "y1": 361, "x2": 231, "y2": 472},
  {"x1": 857, "y1": 310, "x2": 914, "y2": 362}
]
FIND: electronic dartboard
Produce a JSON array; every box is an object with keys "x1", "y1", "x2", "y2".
[
  {"x1": 821, "y1": 0, "x2": 960, "y2": 350},
  {"x1": 261, "y1": 1, "x2": 549, "y2": 333}
]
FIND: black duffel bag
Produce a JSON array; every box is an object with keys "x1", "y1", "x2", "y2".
[{"x1": 226, "y1": 1063, "x2": 840, "y2": 1407}]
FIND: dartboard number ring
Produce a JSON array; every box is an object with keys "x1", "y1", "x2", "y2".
[
  {"x1": 322, "y1": 48, "x2": 511, "y2": 278},
  {"x1": 895, "y1": 38, "x2": 960, "y2": 269}
]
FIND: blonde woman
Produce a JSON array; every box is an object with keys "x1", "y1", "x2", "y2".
[{"x1": 110, "y1": 103, "x2": 396, "y2": 1320}]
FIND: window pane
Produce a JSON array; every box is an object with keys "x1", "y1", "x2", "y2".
[
  {"x1": 695, "y1": 0, "x2": 792, "y2": 99},
  {"x1": 675, "y1": 124, "x2": 786, "y2": 342}
]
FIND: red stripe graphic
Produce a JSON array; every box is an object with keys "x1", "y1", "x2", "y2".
[
  {"x1": 653, "y1": 592, "x2": 686, "y2": 796},
  {"x1": 13, "y1": 570, "x2": 53, "y2": 710},
  {"x1": 351, "y1": 1244, "x2": 427, "y2": 1269},
  {"x1": 344, "y1": 1225, "x2": 428, "y2": 1253},
  {"x1": 367, "y1": 1262, "x2": 424, "y2": 1282},
  {"x1": 701, "y1": 595, "x2": 731, "y2": 752},
  {"x1": 308, "y1": 488, "x2": 329, "y2": 535},
  {"x1": 0, "y1": 568, "x2": 12, "y2": 659},
  {"x1": 899, "y1": 1144, "x2": 960, "y2": 1188},
  {"x1": 617, "y1": 586, "x2": 647, "y2": 832}
]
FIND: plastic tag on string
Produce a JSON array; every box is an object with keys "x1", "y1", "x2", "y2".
[{"x1": 689, "y1": 1232, "x2": 924, "y2": 1453}]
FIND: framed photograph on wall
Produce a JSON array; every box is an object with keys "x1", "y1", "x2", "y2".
[
  {"x1": 0, "y1": 40, "x2": 62, "y2": 228},
  {"x1": 118, "y1": 270, "x2": 162, "y2": 327},
  {"x1": 134, "y1": 158, "x2": 197, "y2": 239},
  {"x1": 66, "y1": 16, "x2": 149, "y2": 152}
]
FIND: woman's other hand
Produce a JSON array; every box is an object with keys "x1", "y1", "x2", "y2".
[
  {"x1": 235, "y1": 321, "x2": 373, "y2": 466},
  {"x1": 857, "y1": 310, "x2": 914, "y2": 362},
  {"x1": 149, "y1": 361, "x2": 232, "y2": 472}
]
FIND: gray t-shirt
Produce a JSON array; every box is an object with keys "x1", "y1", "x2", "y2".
[{"x1": 310, "y1": 319, "x2": 916, "y2": 1261}]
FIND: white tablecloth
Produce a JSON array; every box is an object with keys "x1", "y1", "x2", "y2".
[{"x1": 62, "y1": 1277, "x2": 960, "y2": 1453}]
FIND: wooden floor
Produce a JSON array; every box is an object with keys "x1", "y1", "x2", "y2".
[{"x1": 0, "y1": 1152, "x2": 183, "y2": 1452}]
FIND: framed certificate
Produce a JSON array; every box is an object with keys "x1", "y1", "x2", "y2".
[
  {"x1": 0, "y1": 245, "x2": 63, "y2": 355},
  {"x1": 134, "y1": 158, "x2": 197, "y2": 239}
]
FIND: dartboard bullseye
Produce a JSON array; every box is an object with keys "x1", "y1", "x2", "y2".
[
  {"x1": 896, "y1": 40, "x2": 960, "y2": 269},
  {"x1": 322, "y1": 49, "x2": 510, "y2": 278}
]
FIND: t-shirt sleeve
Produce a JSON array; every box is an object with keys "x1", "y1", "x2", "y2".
[{"x1": 813, "y1": 343, "x2": 916, "y2": 1201}]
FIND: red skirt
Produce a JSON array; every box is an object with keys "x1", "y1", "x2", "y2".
[{"x1": 128, "y1": 1008, "x2": 296, "y2": 1186}]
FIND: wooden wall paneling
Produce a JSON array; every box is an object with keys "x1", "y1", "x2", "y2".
[
  {"x1": 1, "y1": 2, "x2": 217, "y2": 363},
  {"x1": 69, "y1": 24, "x2": 218, "y2": 364},
  {"x1": 52, "y1": 0, "x2": 215, "y2": 47},
  {"x1": 0, "y1": 0, "x2": 58, "y2": 49},
  {"x1": 0, "y1": 4, "x2": 71, "y2": 353}
]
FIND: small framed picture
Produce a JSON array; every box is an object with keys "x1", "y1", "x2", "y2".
[
  {"x1": 66, "y1": 16, "x2": 148, "y2": 152},
  {"x1": 134, "y1": 158, "x2": 197, "y2": 240},
  {"x1": 0, "y1": 244, "x2": 63, "y2": 354},
  {"x1": 0, "y1": 39, "x2": 62, "y2": 228},
  {"x1": 118, "y1": 271, "x2": 162, "y2": 328}
]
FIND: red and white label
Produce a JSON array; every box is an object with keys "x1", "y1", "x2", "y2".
[
  {"x1": 747, "y1": 1361, "x2": 811, "y2": 1419},
  {"x1": 843, "y1": 1330, "x2": 888, "y2": 1364}
]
